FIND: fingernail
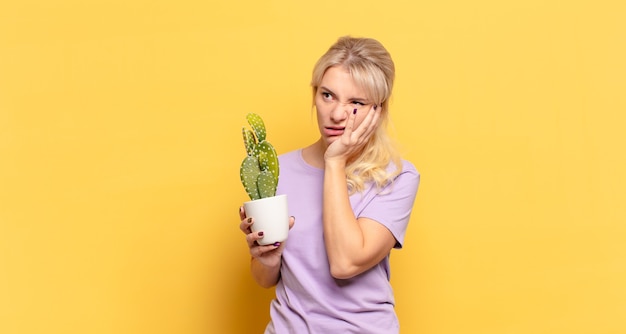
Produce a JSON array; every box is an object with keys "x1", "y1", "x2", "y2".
[
  {"x1": 239, "y1": 206, "x2": 243, "y2": 214},
  {"x1": 247, "y1": 217, "x2": 252, "y2": 223},
  {"x1": 290, "y1": 216, "x2": 295, "y2": 221},
  {"x1": 258, "y1": 231, "x2": 264, "y2": 237},
  {"x1": 374, "y1": 105, "x2": 377, "y2": 111},
  {"x1": 273, "y1": 242, "x2": 281, "y2": 247},
  {"x1": 353, "y1": 108, "x2": 357, "y2": 114}
]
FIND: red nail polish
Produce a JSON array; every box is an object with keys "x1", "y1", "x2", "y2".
[
  {"x1": 247, "y1": 217, "x2": 252, "y2": 223},
  {"x1": 353, "y1": 108, "x2": 357, "y2": 114},
  {"x1": 374, "y1": 105, "x2": 377, "y2": 111},
  {"x1": 273, "y1": 242, "x2": 281, "y2": 247},
  {"x1": 258, "y1": 231, "x2": 264, "y2": 237}
]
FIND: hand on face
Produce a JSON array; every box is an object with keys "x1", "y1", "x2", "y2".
[{"x1": 323, "y1": 104, "x2": 381, "y2": 164}]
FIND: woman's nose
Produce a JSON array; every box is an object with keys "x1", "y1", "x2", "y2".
[{"x1": 330, "y1": 103, "x2": 350, "y2": 122}]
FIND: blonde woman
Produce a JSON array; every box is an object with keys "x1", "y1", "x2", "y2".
[{"x1": 239, "y1": 36, "x2": 420, "y2": 333}]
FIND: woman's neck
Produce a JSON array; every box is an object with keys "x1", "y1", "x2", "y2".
[
  {"x1": 301, "y1": 139, "x2": 326, "y2": 169},
  {"x1": 301, "y1": 138, "x2": 364, "y2": 169}
]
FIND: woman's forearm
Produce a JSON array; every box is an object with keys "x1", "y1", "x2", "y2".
[
  {"x1": 251, "y1": 257, "x2": 281, "y2": 288},
  {"x1": 322, "y1": 160, "x2": 366, "y2": 279}
]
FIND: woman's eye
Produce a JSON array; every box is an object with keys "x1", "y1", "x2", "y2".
[
  {"x1": 352, "y1": 101, "x2": 365, "y2": 106},
  {"x1": 322, "y1": 92, "x2": 332, "y2": 99}
]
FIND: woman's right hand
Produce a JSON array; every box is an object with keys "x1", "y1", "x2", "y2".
[{"x1": 239, "y1": 206, "x2": 295, "y2": 268}]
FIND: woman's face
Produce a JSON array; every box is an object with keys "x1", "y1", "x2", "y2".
[{"x1": 315, "y1": 66, "x2": 375, "y2": 147}]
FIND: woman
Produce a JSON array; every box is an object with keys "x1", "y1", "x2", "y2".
[{"x1": 238, "y1": 36, "x2": 420, "y2": 333}]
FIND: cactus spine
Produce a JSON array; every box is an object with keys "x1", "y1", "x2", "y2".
[{"x1": 240, "y1": 113, "x2": 279, "y2": 200}]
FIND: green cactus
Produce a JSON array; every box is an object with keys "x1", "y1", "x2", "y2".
[{"x1": 240, "y1": 113, "x2": 279, "y2": 200}]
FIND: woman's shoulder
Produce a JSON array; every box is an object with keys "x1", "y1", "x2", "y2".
[
  {"x1": 386, "y1": 159, "x2": 420, "y2": 192},
  {"x1": 278, "y1": 149, "x2": 302, "y2": 164},
  {"x1": 278, "y1": 149, "x2": 322, "y2": 173},
  {"x1": 394, "y1": 159, "x2": 420, "y2": 179}
]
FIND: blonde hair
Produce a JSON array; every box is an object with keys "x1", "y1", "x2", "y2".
[{"x1": 311, "y1": 36, "x2": 402, "y2": 193}]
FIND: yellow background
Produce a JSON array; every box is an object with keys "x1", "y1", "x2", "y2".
[{"x1": 1, "y1": 0, "x2": 625, "y2": 333}]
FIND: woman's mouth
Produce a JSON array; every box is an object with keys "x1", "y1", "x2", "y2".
[{"x1": 324, "y1": 127, "x2": 345, "y2": 137}]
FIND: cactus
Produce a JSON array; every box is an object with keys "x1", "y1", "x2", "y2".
[{"x1": 240, "y1": 113, "x2": 279, "y2": 200}]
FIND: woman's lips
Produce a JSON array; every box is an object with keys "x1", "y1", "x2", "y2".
[{"x1": 324, "y1": 127, "x2": 345, "y2": 136}]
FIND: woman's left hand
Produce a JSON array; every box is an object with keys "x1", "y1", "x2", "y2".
[{"x1": 324, "y1": 105, "x2": 381, "y2": 164}]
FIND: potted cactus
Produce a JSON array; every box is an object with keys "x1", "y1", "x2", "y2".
[{"x1": 240, "y1": 113, "x2": 289, "y2": 245}]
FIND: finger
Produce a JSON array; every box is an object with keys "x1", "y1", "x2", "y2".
[
  {"x1": 362, "y1": 104, "x2": 380, "y2": 130},
  {"x1": 344, "y1": 108, "x2": 358, "y2": 137},
  {"x1": 250, "y1": 246, "x2": 263, "y2": 258},
  {"x1": 288, "y1": 216, "x2": 295, "y2": 229},
  {"x1": 246, "y1": 230, "x2": 265, "y2": 247},
  {"x1": 348, "y1": 105, "x2": 374, "y2": 138},
  {"x1": 353, "y1": 104, "x2": 380, "y2": 141},
  {"x1": 251, "y1": 243, "x2": 281, "y2": 257},
  {"x1": 361, "y1": 105, "x2": 381, "y2": 137},
  {"x1": 239, "y1": 206, "x2": 246, "y2": 220},
  {"x1": 239, "y1": 217, "x2": 253, "y2": 234}
]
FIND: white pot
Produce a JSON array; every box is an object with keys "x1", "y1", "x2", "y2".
[{"x1": 243, "y1": 194, "x2": 289, "y2": 245}]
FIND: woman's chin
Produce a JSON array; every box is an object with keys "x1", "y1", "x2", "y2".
[{"x1": 323, "y1": 135, "x2": 341, "y2": 146}]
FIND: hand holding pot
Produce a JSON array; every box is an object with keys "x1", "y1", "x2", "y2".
[{"x1": 239, "y1": 206, "x2": 295, "y2": 268}]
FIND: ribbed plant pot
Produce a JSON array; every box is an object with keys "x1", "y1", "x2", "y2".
[{"x1": 243, "y1": 194, "x2": 289, "y2": 246}]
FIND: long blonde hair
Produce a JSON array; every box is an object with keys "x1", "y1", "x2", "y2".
[{"x1": 311, "y1": 36, "x2": 402, "y2": 193}]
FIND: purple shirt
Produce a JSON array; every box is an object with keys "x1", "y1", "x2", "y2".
[{"x1": 265, "y1": 149, "x2": 420, "y2": 334}]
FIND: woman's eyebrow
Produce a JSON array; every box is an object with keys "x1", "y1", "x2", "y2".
[{"x1": 320, "y1": 86, "x2": 336, "y2": 96}]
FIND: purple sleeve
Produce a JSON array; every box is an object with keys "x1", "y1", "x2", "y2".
[{"x1": 357, "y1": 164, "x2": 420, "y2": 248}]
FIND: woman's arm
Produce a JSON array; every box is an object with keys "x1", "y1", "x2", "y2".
[
  {"x1": 322, "y1": 106, "x2": 397, "y2": 279},
  {"x1": 323, "y1": 161, "x2": 397, "y2": 279}
]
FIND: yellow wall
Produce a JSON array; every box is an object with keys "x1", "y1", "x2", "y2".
[{"x1": 1, "y1": 1, "x2": 624, "y2": 333}]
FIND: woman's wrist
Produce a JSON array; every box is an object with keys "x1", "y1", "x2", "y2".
[
  {"x1": 324, "y1": 157, "x2": 347, "y2": 170},
  {"x1": 252, "y1": 256, "x2": 281, "y2": 270}
]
